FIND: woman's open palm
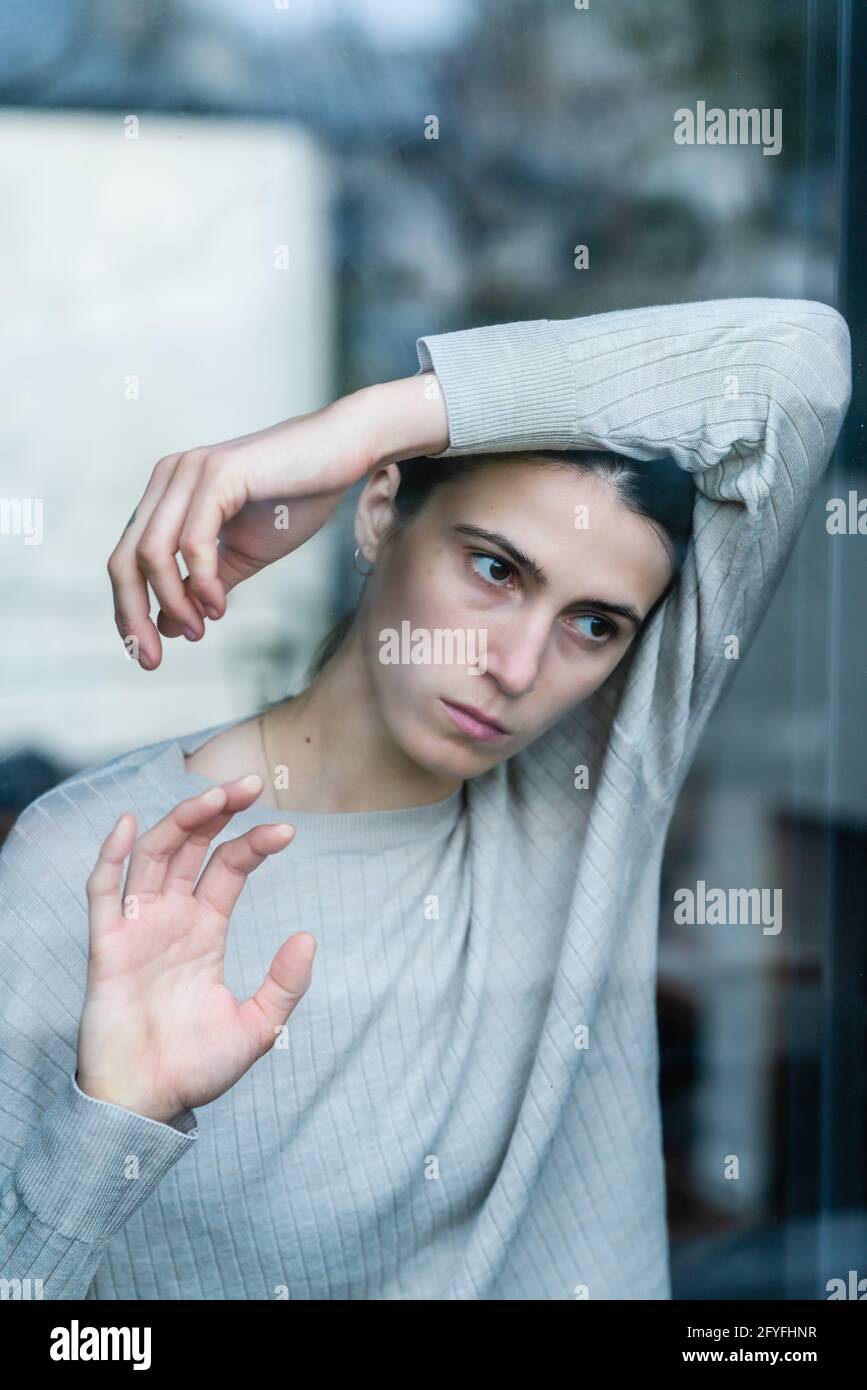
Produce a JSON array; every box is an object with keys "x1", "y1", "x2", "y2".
[{"x1": 77, "y1": 776, "x2": 316, "y2": 1126}]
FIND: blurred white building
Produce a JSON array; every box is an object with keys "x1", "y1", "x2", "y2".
[{"x1": 0, "y1": 109, "x2": 335, "y2": 765}]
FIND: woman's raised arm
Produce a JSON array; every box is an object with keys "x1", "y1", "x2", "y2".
[{"x1": 410, "y1": 298, "x2": 852, "y2": 789}]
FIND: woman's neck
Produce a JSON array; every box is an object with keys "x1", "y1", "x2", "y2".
[{"x1": 262, "y1": 633, "x2": 462, "y2": 814}]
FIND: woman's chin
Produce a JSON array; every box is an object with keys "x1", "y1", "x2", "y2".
[
  {"x1": 387, "y1": 694, "x2": 510, "y2": 780},
  {"x1": 406, "y1": 730, "x2": 505, "y2": 782}
]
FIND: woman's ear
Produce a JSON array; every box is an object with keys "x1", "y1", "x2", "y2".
[{"x1": 354, "y1": 463, "x2": 402, "y2": 561}]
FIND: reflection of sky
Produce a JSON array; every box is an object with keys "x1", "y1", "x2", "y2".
[{"x1": 190, "y1": 0, "x2": 469, "y2": 47}]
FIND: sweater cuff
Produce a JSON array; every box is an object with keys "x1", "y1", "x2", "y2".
[
  {"x1": 415, "y1": 318, "x2": 577, "y2": 457},
  {"x1": 14, "y1": 1069, "x2": 198, "y2": 1246}
]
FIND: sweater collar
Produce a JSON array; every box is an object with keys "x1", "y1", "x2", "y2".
[{"x1": 139, "y1": 717, "x2": 466, "y2": 855}]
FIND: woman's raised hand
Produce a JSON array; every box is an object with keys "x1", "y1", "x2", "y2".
[
  {"x1": 107, "y1": 376, "x2": 449, "y2": 672},
  {"x1": 107, "y1": 399, "x2": 375, "y2": 671},
  {"x1": 76, "y1": 777, "x2": 316, "y2": 1126}
]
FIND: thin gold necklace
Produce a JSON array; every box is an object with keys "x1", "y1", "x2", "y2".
[
  {"x1": 258, "y1": 708, "x2": 284, "y2": 810},
  {"x1": 260, "y1": 695, "x2": 307, "y2": 811}
]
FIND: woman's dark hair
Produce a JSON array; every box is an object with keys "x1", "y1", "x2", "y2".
[{"x1": 305, "y1": 448, "x2": 695, "y2": 682}]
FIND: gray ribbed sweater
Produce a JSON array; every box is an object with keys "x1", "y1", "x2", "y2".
[{"x1": 0, "y1": 299, "x2": 851, "y2": 1300}]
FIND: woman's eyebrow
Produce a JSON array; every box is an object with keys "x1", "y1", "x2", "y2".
[
  {"x1": 570, "y1": 597, "x2": 643, "y2": 630},
  {"x1": 453, "y1": 523, "x2": 545, "y2": 581},
  {"x1": 451, "y1": 522, "x2": 643, "y2": 630}
]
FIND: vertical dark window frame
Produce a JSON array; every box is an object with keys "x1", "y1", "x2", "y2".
[
  {"x1": 780, "y1": 0, "x2": 866, "y2": 1300},
  {"x1": 817, "y1": 0, "x2": 866, "y2": 1282}
]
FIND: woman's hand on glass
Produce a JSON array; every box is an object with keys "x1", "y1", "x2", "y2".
[
  {"x1": 77, "y1": 779, "x2": 315, "y2": 1126},
  {"x1": 107, "y1": 374, "x2": 449, "y2": 670}
]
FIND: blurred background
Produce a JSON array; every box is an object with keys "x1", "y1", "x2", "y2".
[{"x1": 0, "y1": 0, "x2": 863, "y2": 1299}]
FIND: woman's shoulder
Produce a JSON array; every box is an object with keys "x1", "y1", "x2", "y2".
[
  {"x1": 0, "y1": 714, "x2": 261, "y2": 878},
  {"x1": 184, "y1": 715, "x2": 268, "y2": 788}
]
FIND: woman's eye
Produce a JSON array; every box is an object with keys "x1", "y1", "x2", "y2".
[
  {"x1": 470, "y1": 552, "x2": 513, "y2": 587},
  {"x1": 467, "y1": 554, "x2": 615, "y2": 644},
  {"x1": 572, "y1": 614, "x2": 614, "y2": 643}
]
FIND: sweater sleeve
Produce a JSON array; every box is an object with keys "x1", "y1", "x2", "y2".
[
  {"x1": 0, "y1": 796, "x2": 198, "y2": 1300},
  {"x1": 416, "y1": 298, "x2": 852, "y2": 794}
]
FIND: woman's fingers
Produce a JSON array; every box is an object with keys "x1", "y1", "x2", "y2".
[
  {"x1": 156, "y1": 546, "x2": 254, "y2": 638},
  {"x1": 143, "y1": 460, "x2": 255, "y2": 635},
  {"x1": 107, "y1": 455, "x2": 181, "y2": 669},
  {"x1": 193, "y1": 822, "x2": 295, "y2": 921},
  {"x1": 157, "y1": 582, "x2": 208, "y2": 639},
  {"x1": 134, "y1": 454, "x2": 211, "y2": 637},
  {"x1": 122, "y1": 786, "x2": 229, "y2": 904},
  {"x1": 240, "y1": 932, "x2": 317, "y2": 1054},
  {"x1": 85, "y1": 813, "x2": 138, "y2": 939},
  {"x1": 177, "y1": 462, "x2": 250, "y2": 614},
  {"x1": 108, "y1": 450, "x2": 248, "y2": 660},
  {"x1": 161, "y1": 775, "x2": 265, "y2": 895}
]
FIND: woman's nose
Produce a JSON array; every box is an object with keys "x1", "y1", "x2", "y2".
[{"x1": 482, "y1": 620, "x2": 548, "y2": 697}]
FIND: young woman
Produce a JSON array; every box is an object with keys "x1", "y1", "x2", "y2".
[{"x1": 0, "y1": 298, "x2": 850, "y2": 1300}]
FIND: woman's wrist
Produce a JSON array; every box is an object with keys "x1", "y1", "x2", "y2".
[{"x1": 352, "y1": 373, "x2": 450, "y2": 470}]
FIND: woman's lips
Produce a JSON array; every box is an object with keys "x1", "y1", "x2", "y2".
[{"x1": 440, "y1": 698, "x2": 509, "y2": 741}]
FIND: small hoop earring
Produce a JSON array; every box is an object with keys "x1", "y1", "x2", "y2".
[{"x1": 353, "y1": 545, "x2": 375, "y2": 576}]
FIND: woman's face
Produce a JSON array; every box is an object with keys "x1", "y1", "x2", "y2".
[{"x1": 354, "y1": 459, "x2": 675, "y2": 780}]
